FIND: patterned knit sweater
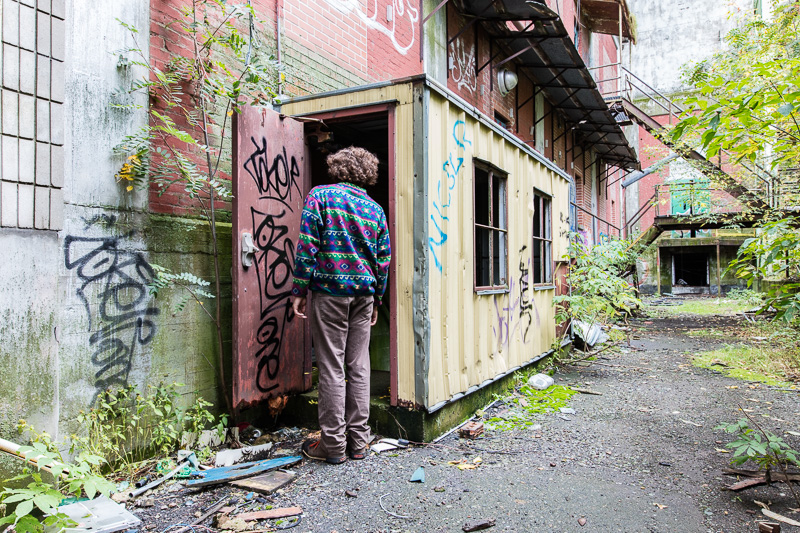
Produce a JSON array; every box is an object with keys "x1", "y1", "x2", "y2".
[{"x1": 291, "y1": 182, "x2": 391, "y2": 305}]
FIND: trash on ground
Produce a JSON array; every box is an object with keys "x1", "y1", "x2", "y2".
[
  {"x1": 52, "y1": 496, "x2": 140, "y2": 533},
  {"x1": 578, "y1": 517, "x2": 588, "y2": 526},
  {"x1": 235, "y1": 506, "x2": 303, "y2": 521},
  {"x1": 559, "y1": 407, "x2": 576, "y2": 415},
  {"x1": 573, "y1": 320, "x2": 610, "y2": 349},
  {"x1": 371, "y1": 442, "x2": 399, "y2": 453},
  {"x1": 379, "y1": 438, "x2": 409, "y2": 448},
  {"x1": 527, "y1": 373, "x2": 554, "y2": 391},
  {"x1": 409, "y1": 466, "x2": 425, "y2": 482},
  {"x1": 459, "y1": 421, "x2": 485, "y2": 439},
  {"x1": 214, "y1": 442, "x2": 274, "y2": 467},
  {"x1": 129, "y1": 452, "x2": 197, "y2": 498},
  {"x1": 462, "y1": 518, "x2": 496, "y2": 531},
  {"x1": 186, "y1": 455, "x2": 302, "y2": 488},
  {"x1": 230, "y1": 469, "x2": 296, "y2": 494}
]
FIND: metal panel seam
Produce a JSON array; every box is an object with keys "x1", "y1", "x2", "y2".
[{"x1": 412, "y1": 82, "x2": 431, "y2": 408}]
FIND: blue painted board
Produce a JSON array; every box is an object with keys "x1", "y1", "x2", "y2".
[{"x1": 186, "y1": 456, "x2": 302, "y2": 488}]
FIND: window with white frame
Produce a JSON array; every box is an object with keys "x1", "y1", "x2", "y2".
[
  {"x1": 532, "y1": 191, "x2": 552, "y2": 284},
  {"x1": 474, "y1": 163, "x2": 507, "y2": 290}
]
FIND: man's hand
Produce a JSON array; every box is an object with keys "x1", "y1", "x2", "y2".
[
  {"x1": 370, "y1": 305, "x2": 379, "y2": 326},
  {"x1": 292, "y1": 296, "x2": 307, "y2": 319}
]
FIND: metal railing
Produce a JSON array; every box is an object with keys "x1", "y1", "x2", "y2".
[{"x1": 652, "y1": 182, "x2": 753, "y2": 218}]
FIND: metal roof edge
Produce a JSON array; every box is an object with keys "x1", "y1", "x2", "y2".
[
  {"x1": 423, "y1": 76, "x2": 575, "y2": 186},
  {"x1": 276, "y1": 74, "x2": 428, "y2": 106}
]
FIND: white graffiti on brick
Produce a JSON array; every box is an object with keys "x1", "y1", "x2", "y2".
[
  {"x1": 323, "y1": 0, "x2": 419, "y2": 55},
  {"x1": 449, "y1": 37, "x2": 476, "y2": 93}
]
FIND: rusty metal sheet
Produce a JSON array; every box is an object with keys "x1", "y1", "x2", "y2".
[{"x1": 232, "y1": 107, "x2": 310, "y2": 409}]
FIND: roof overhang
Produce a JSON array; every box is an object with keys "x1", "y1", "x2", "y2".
[
  {"x1": 579, "y1": 0, "x2": 636, "y2": 44},
  {"x1": 452, "y1": 0, "x2": 640, "y2": 170}
]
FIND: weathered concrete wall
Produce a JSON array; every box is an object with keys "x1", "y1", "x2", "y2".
[
  {"x1": 624, "y1": 0, "x2": 752, "y2": 96},
  {"x1": 0, "y1": 0, "x2": 230, "y2": 477}
]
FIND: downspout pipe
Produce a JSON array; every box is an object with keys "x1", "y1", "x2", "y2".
[{"x1": 622, "y1": 153, "x2": 680, "y2": 188}]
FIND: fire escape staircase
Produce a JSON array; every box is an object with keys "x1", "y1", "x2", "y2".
[{"x1": 605, "y1": 67, "x2": 776, "y2": 252}]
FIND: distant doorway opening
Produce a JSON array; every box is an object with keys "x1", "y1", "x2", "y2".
[{"x1": 673, "y1": 251, "x2": 709, "y2": 287}]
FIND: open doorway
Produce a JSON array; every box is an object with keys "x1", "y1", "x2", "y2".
[
  {"x1": 673, "y1": 251, "x2": 709, "y2": 287},
  {"x1": 303, "y1": 106, "x2": 396, "y2": 405}
]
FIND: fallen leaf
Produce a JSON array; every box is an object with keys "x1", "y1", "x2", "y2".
[
  {"x1": 654, "y1": 503, "x2": 667, "y2": 510},
  {"x1": 715, "y1": 448, "x2": 731, "y2": 454},
  {"x1": 457, "y1": 464, "x2": 477, "y2": 470}
]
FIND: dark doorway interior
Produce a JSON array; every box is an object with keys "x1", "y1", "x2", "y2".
[
  {"x1": 305, "y1": 113, "x2": 391, "y2": 399},
  {"x1": 673, "y1": 251, "x2": 709, "y2": 286}
]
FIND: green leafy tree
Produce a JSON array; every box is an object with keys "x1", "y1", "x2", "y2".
[
  {"x1": 669, "y1": 1, "x2": 800, "y2": 321},
  {"x1": 113, "y1": 0, "x2": 280, "y2": 414}
]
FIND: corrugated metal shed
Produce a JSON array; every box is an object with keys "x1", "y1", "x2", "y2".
[{"x1": 282, "y1": 76, "x2": 571, "y2": 411}]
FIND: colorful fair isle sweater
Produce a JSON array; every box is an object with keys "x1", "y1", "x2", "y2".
[{"x1": 291, "y1": 182, "x2": 391, "y2": 305}]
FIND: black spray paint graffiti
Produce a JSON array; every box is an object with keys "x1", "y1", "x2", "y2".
[
  {"x1": 518, "y1": 246, "x2": 533, "y2": 343},
  {"x1": 64, "y1": 228, "x2": 159, "y2": 403},
  {"x1": 243, "y1": 136, "x2": 300, "y2": 394},
  {"x1": 250, "y1": 207, "x2": 296, "y2": 393},
  {"x1": 244, "y1": 136, "x2": 301, "y2": 208}
]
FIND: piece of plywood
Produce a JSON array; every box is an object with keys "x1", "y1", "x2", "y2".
[{"x1": 230, "y1": 470, "x2": 296, "y2": 494}]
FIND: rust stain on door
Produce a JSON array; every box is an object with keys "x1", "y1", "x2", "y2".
[{"x1": 232, "y1": 107, "x2": 311, "y2": 409}]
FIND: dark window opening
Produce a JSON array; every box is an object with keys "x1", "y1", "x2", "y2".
[
  {"x1": 673, "y1": 251, "x2": 709, "y2": 287},
  {"x1": 532, "y1": 192, "x2": 552, "y2": 284},
  {"x1": 475, "y1": 163, "x2": 508, "y2": 290},
  {"x1": 494, "y1": 111, "x2": 511, "y2": 131}
]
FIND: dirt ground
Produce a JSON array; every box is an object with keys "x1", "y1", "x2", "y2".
[{"x1": 133, "y1": 302, "x2": 800, "y2": 532}]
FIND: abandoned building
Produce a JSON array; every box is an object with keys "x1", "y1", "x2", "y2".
[{"x1": 0, "y1": 0, "x2": 640, "y2": 461}]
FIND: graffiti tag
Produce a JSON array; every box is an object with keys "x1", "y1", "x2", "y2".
[{"x1": 323, "y1": 0, "x2": 419, "y2": 55}]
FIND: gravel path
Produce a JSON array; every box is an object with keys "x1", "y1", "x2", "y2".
[{"x1": 136, "y1": 310, "x2": 800, "y2": 532}]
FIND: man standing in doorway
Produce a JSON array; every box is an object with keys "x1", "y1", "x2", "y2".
[{"x1": 291, "y1": 146, "x2": 391, "y2": 464}]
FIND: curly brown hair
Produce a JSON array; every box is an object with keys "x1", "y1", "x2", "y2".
[{"x1": 326, "y1": 146, "x2": 379, "y2": 187}]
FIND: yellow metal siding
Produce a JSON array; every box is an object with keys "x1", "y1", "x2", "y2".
[
  {"x1": 282, "y1": 84, "x2": 418, "y2": 404},
  {"x1": 425, "y1": 91, "x2": 570, "y2": 407}
]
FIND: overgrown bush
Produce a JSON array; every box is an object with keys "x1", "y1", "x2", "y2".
[
  {"x1": 73, "y1": 383, "x2": 227, "y2": 476},
  {"x1": 553, "y1": 234, "x2": 641, "y2": 326}
]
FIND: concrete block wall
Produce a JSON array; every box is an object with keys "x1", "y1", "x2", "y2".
[
  {"x1": 0, "y1": 0, "x2": 229, "y2": 475},
  {"x1": 1, "y1": 0, "x2": 64, "y2": 231}
]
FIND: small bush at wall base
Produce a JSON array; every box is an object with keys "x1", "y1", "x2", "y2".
[{"x1": 72, "y1": 383, "x2": 227, "y2": 477}]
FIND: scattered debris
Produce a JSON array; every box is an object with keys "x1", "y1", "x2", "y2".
[
  {"x1": 409, "y1": 466, "x2": 425, "y2": 483},
  {"x1": 758, "y1": 521, "x2": 781, "y2": 533},
  {"x1": 214, "y1": 443, "x2": 274, "y2": 467},
  {"x1": 345, "y1": 489, "x2": 358, "y2": 498},
  {"x1": 186, "y1": 456, "x2": 302, "y2": 488},
  {"x1": 459, "y1": 421, "x2": 485, "y2": 439},
  {"x1": 527, "y1": 373, "x2": 555, "y2": 391},
  {"x1": 723, "y1": 468, "x2": 800, "y2": 491},
  {"x1": 754, "y1": 500, "x2": 800, "y2": 527},
  {"x1": 560, "y1": 407, "x2": 576, "y2": 415},
  {"x1": 129, "y1": 452, "x2": 197, "y2": 498},
  {"x1": 230, "y1": 469, "x2": 296, "y2": 494},
  {"x1": 578, "y1": 517, "x2": 587, "y2": 526},
  {"x1": 462, "y1": 518, "x2": 495, "y2": 531},
  {"x1": 235, "y1": 506, "x2": 303, "y2": 521},
  {"x1": 573, "y1": 320, "x2": 610, "y2": 349},
  {"x1": 679, "y1": 419, "x2": 703, "y2": 427},
  {"x1": 53, "y1": 496, "x2": 140, "y2": 533}
]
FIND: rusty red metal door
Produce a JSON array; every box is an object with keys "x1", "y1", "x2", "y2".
[{"x1": 232, "y1": 107, "x2": 311, "y2": 410}]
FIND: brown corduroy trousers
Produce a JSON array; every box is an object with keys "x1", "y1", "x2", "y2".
[{"x1": 310, "y1": 292, "x2": 373, "y2": 458}]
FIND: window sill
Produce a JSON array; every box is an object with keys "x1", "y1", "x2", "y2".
[
  {"x1": 533, "y1": 285, "x2": 556, "y2": 291},
  {"x1": 475, "y1": 288, "x2": 510, "y2": 295}
]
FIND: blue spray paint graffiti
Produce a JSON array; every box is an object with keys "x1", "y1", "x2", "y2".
[{"x1": 429, "y1": 120, "x2": 471, "y2": 272}]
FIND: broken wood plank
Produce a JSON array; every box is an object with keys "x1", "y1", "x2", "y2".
[
  {"x1": 186, "y1": 456, "x2": 302, "y2": 488},
  {"x1": 230, "y1": 470, "x2": 296, "y2": 494},
  {"x1": 758, "y1": 522, "x2": 781, "y2": 533},
  {"x1": 724, "y1": 468, "x2": 800, "y2": 478},
  {"x1": 728, "y1": 478, "x2": 770, "y2": 491},
  {"x1": 762, "y1": 509, "x2": 800, "y2": 527},
  {"x1": 569, "y1": 387, "x2": 603, "y2": 396},
  {"x1": 236, "y1": 506, "x2": 303, "y2": 521}
]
